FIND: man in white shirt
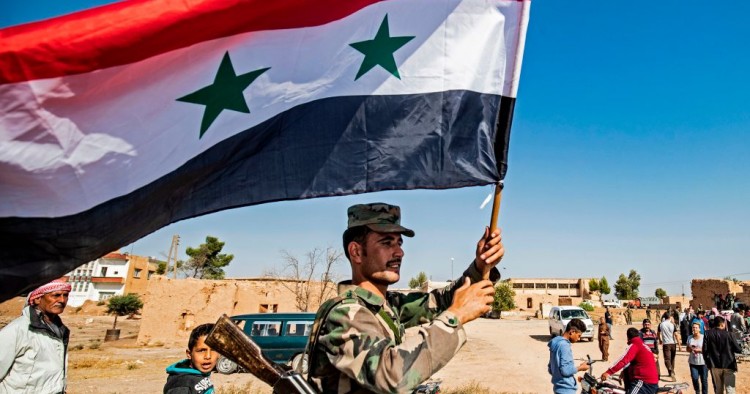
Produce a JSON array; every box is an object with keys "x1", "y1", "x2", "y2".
[{"x1": 658, "y1": 315, "x2": 679, "y2": 380}]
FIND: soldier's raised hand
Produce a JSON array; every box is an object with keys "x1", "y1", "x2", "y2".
[
  {"x1": 447, "y1": 278, "x2": 495, "y2": 324},
  {"x1": 474, "y1": 227, "x2": 504, "y2": 274}
]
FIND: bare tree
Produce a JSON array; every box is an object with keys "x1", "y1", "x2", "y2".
[{"x1": 264, "y1": 247, "x2": 342, "y2": 312}]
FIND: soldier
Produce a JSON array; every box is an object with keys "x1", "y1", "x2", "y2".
[
  {"x1": 307, "y1": 203, "x2": 504, "y2": 393},
  {"x1": 598, "y1": 316, "x2": 610, "y2": 361},
  {"x1": 625, "y1": 306, "x2": 633, "y2": 325}
]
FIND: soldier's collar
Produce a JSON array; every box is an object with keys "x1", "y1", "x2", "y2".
[{"x1": 337, "y1": 281, "x2": 385, "y2": 307}]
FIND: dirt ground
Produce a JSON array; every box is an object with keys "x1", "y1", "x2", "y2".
[{"x1": 1, "y1": 308, "x2": 748, "y2": 393}]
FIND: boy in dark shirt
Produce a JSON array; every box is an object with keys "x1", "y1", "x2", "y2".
[{"x1": 164, "y1": 323, "x2": 218, "y2": 394}]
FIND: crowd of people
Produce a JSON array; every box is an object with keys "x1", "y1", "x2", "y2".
[{"x1": 549, "y1": 302, "x2": 749, "y2": 394}]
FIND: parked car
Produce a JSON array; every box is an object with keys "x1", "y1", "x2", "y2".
[
  {"x1": 548, "y1": 306, "x2": 595, "y2": 341},
  {"x1": 215, "y1": 312, "x2": 315, "y2": 374},
  {"x1": 602, "y1": 300, "x2": 620, "y2": 308}
]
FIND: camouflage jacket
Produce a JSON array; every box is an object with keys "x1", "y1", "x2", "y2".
[{"x1": 308, "y1": 262, "x2": 500, "y2": 394}]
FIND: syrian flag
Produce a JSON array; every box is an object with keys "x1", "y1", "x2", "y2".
[{"x1": 0, "y1": 0, "x2": 530, "y2": 301}]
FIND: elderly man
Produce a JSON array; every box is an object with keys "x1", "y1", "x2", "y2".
[
  {"x1": 0, "y1": 280, "x2": 71, "y2": 394},
  {"x1": 307, "y1": 203, "x2": 504, "y2": 393}
]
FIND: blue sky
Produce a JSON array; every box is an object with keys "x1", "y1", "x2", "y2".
[{"x1": 4, "y1": 2, "x2": 749, "y2": 297}]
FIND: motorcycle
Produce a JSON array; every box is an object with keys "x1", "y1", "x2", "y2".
[
  {"x1": 737, "y1": 332, "x2": 750, "y2": 362},
  {"x1": 413, "y1": 379, "x2": 441, "y2": 394},
  {"x1": 579, "y1": 355, "x2": 625, "y2": 394},
  {"x1": 579, "y1": 355, "x2": 689, "y2": 394}
]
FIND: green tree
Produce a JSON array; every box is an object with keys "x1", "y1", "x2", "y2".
[
  {"x1": 599, "y1": 277, "x2": 611, "y2": 295},
  {"x1": 184, "y1": 236, "x2": 234, "y2": 279},
  {"x1": 106, "y1": 293, "x2": 144, "y2": 330},
  {"x1": 492, "y1": 281, "x2": 516, "y2": 317},
  {"x1": 655, "y1": 288, "x2": 667, "y2": 299},
  {"x1": 156, "y1": 259, "x2": 183, "y2": 275},
  {"x1": 614, "y1": 269, "x2": 641, "y2": 300},
  {"x1": 408, "y1": 271, "x2": 428, "y2": 289},
  {"x1": 588, "y1": 276, "x2": 611, "y2": 298},
  {"x1": 588, "y1": 278, "x2": 600, "y2": 293}
]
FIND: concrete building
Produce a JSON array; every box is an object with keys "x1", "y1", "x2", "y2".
[
  {"x1": 64, "y1": 251, "x2": 158, "y2": 307},
  {"x1": 509, "y1": 278, "x2": 593, "y2": 312}
]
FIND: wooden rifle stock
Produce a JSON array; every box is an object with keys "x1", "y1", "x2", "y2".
[{"x1": 205, "y1": 314, "x2": 317, "y2": 394}]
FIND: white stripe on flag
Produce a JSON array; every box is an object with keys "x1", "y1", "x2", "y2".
[{"x1": 0, "y1": 0, "x2": 528, "y2": 217}]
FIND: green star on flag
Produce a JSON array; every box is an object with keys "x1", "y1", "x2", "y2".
[
  {"x1": 349, "y1": 15, "x2": 415, "y2": 81},
  {"x1": 177, "y1": 51, "x2": 270, "y2": 138}
]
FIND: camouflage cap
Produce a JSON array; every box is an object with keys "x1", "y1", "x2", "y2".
[{"x1": 347, "y1": 203, "x2": 415, "y2": 237}]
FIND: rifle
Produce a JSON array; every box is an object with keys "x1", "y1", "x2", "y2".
[{"x1": 205, "y1": 314, "x2": 317, "y2": 394}]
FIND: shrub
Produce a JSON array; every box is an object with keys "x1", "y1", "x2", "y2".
[{"x1": 579, "y1": 302, "x2": 594, "y2": 312}]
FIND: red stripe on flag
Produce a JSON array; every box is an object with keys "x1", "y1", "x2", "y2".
[{"x1": 0, "y1": 0, "x2": 383, "y2": 84}]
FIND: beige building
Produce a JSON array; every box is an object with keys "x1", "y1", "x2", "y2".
[
  {"x1": 64, "y1": 251, "x2": 158, "y2": 307},
  {"x1": 509, "y1": 278, "x2": 592, "y2": 311}
]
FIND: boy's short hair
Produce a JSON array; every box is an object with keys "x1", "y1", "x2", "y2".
[
  {"x1": 188, "y1": 323, "x2": 215, "y2": 350},
  {"x1": 565, "y1": 318, "x2": 586, "y2": 333},
  {"x1": 626, "y1": 327, "x2": 639, "y2": 340}
]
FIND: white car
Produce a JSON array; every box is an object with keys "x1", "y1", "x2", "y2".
[{"x1": 548, "y1": 306, "x2": 595, "y2": 341}]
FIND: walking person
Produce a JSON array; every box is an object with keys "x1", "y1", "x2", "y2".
[
  {"x1": 599, "y1": 316, "x2": 610, "y2": 361},
  {"x1": 605, "y1": 307, "x2": 614, "y2": 340},
  {"x1": 626, "y1": 306, "x2": 633, "y2": 325},
  {"x1": 703, "y1": 316, "x2": 741, "y2": 394},
  {"x1": 687, "y1": 322, "x2": 708, "y2": 394},
  {"x1": 548, "y1": 319, "x2": 590, "y2": 394},
  {"x1": 639, "y1": 319, "x2": 661, "y2": 378},
  {"x1": 657, "y1": 315, "x2": 678, "y2": 381}
]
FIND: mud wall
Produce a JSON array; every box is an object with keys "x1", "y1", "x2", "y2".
[
  {"x1": 137, "y1": 276, "x2": 331, "y2": 345},
  {"x1": 690, "y1": 279, "x2": 747, "y2": 310}
]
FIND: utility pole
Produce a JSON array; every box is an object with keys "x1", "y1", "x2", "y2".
[
  {"x1": 450, "y1": 257, "x2": 454, "y2": 280},
  {"x1": 166, "y1": 235, "x2": 180, "y2": 279}
]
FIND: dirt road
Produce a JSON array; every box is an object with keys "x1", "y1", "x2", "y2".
[{"x1": 4, "y1": 313, "x2": 747, "y2": 393}]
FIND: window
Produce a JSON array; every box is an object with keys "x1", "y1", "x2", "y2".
[
  {"x1": 523, "y1": 283, "x2": 534, "y2": 289},
  {"x1": 133, "y1": 268, "x2": 142, "y2": 278},
  {"x1": 547, "y1": 283, "x2": 558, "y2": 289},
  {"x1": 535, "y1": 283, "x2": 546, "y2": 289},
  {"x1": 147, "y1": 271, "x2": 154, "y2": 279},
  {"x1": 259, "y1": 304, "x2": 279, "y2": 313},
  {"x1": 100, "y1": 267, "x2": 108, "y2": 277},
  {"x1": 527, "y1": 298, "x2": 533, "y2": 309},
  {"x1": 286, "y1": 321, "x2": 314, "y2": 337},
  {"x1": 561, "y1": 309, "x2": 590, "y2": 320},
  {"x1": 558, "y1": 283, "x2": 569, "y2": 289},
  {"x1": 512, "y1": 283, "x2": 523, "y2": 289},
  {"x1": 99, "y1": 292, "x2": 115, "y2": 301},
  {"x1": 250, "y1": 321, "x2": 282, "y2": 337},
  {"x1": 570, "y1": 283, "x2": 580, "y2": 289}
]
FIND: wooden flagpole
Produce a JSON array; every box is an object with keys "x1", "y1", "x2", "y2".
[{"x1": 483, "y1": 181, "x2": 504, "y2": 280}]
